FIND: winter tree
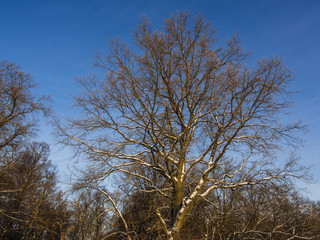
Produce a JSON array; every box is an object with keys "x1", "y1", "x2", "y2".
[{"x1": 59, "y1": 12, "x2": 306, "y2": 239}]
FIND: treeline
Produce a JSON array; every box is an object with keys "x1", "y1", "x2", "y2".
[
  {"x1": 1, "y1": 12, "x2": 320, "y2": 240},
  {"x1": 103, "y1": 183, "x2": 320, "y2": 239},
  {"x1": 1, "y1": 136, "x2": 320, "y2": 240}
]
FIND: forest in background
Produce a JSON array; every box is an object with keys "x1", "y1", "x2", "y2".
[{"x1": 1, "y1": 12, "x2": 320, "y2": 240}]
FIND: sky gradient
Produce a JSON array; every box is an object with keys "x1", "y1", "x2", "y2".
[{"x1": 1, "y1": 0, "x2": 320, "y2": 200}]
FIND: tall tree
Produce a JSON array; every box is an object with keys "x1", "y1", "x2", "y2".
[{"x1": 59, "y1": 12, "x2": 306, "y2": 239}]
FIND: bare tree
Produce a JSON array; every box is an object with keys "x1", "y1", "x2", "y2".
[
  {"x1": 0, "y1": 60, "x2": 49, "y2": 151},
  {"x1": 59, "y1": 12, "x2": 306, "y2": 239},
  {"x1": 205, "y1": 182, "x2": 320, "y2": 240},
  {"x1": 0, "y1": 60, "x2": 56, "y2": 239},
  {"x1": 68, "y1": 189, "x2": 111, "y2": 240},
  {"x1": 0, "y1": 142, "x2": 70, "y2": 240}
]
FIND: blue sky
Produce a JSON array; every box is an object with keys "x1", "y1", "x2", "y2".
[{"x1": 1, "y1": 0, "x2": 320, "y2": 200}]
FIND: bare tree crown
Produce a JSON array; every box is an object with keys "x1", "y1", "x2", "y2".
[
  {"x1": 0, "y1": 60, "x2": 49, "y2": 150},
  {"x1": 60, "y1": 12, "x2": 304, "y2": 239}
]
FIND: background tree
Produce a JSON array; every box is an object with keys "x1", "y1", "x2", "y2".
[
  {"x1": 203, "y1": 182, "x2": 320, "y2": 239},
  {"x1": 0, "y1": 60, "x2": 49, "y2": 151},
  {"x1": 67, "y1": 189, "x2": 111, "y2": 240},
  {"x1": 0, "y1": 142, "x2": 70, "y2": 240},
  {"x1": 59, "y1": 12, "x2": 308, "y2": 239},
  {"x1": 0, "y1": 61, "x2": 70, "y2": 239}
]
